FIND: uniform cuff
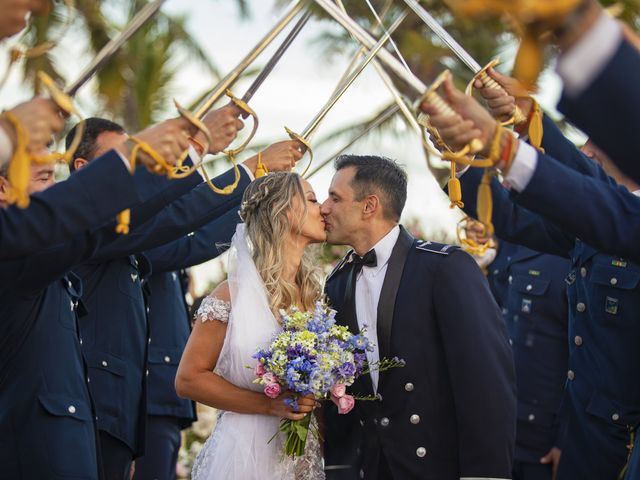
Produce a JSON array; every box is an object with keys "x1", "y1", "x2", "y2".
[
  {"x1": 503, "y1": 141, "x2": 538, "y2": 192},
  {"x1": 240, "y1": 163, "x2": 255, "y2": 181}
]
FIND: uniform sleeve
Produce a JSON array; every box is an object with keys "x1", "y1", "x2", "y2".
[
  {"x1": 89, "y1": 166, "x2": 250, "y2": 262},
  {"x1": 144, "y1": 207, "x2": 240, "y2": 274},
  {"x1": 456, "y1": 167, "x2": 574, "y2": 257},
  {"x1": 433, "y1": 250, "x2": 516, "y2": 479},
  {"x1": 558, "y1": 39, "x2": 640, "y2": 184},
  {"x1": 512, "y1": 152, "x2": 640, "y2": 262},
  {"x1": 0, "y1": 150, "x2": 141, "y2": 260}
]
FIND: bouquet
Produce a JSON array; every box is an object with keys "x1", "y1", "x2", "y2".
[{"x1": 252, "y1": 300, "x2": 404, "y2": 457}]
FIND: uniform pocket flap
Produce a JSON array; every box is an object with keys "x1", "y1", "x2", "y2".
[
  {"x1": 84, "y1": 351, "x2": 127, "y2": 377},
  {"x1": 586, "y1": 391, "x2": 640, "y2": 426},
  {"x1": 39, "y1": 394, "x2": 91, "y2": 421},
  {"x1": 148, "y1": 346, "x2": 182, "y2": 365},
  {"x1": 591, "y1": 265, "x2": 640, "y2": 290},
  {"x1": 517, "y1": 403, "x2": 556, "y2": 428},
  {"x1": 513, "y1": 276, "x2": 550, "y2": 296}
]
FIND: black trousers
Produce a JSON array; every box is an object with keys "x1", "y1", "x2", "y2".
[
  {"x1": 99, "y1": 431, "x2": 134, "y2": 480},
  {"x1": 133, "y1": 415, "x2": 182, "y2": 480}
]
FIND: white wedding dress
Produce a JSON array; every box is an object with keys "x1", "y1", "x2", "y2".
[{"x1": 190, "y1": 224, "x2": 325, "y2": 480}]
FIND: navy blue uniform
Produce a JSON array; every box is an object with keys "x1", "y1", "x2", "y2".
[
  {"x1": 324, "y1": 226, "x2": 516, "y2": 480},
  {"x1": 487, "y1": 241, "x2": 570, "y2": 480},
  {"x1": 0, "y1": 151, "x2": 141, "y2": 259},
  {"x1": 134, "y1": 207, "x2": 240, "y2": 480},
  {"x1": 459, "y1": 161, "x2": 640, "y2": 479}
]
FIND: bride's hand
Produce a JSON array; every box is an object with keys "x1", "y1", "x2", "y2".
[{"x1": 268, "y1": 392, "x2": 318, "y2": 421}]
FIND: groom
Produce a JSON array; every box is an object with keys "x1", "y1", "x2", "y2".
[{"x1": 321, "y1": 155, "x2": 516, "y2": 480}]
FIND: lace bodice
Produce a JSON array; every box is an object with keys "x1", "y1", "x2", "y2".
[{"x1": 196, "y1": 296, "x2": 231, "y2": 323}]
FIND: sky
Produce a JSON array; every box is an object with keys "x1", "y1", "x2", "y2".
[{"x1": 0, "y1": 1, "x2": 572, "y2": 293}]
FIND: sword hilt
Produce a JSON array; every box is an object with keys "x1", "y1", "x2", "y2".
[
  {"x1": 223, "y1": 89, "x2": 259, "y2": 157},
  {"x1": 466, "y1": 59, "x2": 526, "y2": 125},
  {"x1": 284, "y1": 126, "x2": 314, "y2": 178},
  {"x1": 419, "y1": 70, "x2": 484, "y2": 158},
  {"x1": 170, "y1": 100, "x2": 212, "y2": 179}
]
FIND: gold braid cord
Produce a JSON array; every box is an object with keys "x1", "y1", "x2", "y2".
[
  {"x1": 224, "y1": 89, "x2": 259, "y2": 157},
  {"x1": 446, "y1": 0, "x2": 583, "y2": 89},
  {"x1": 3, "y1": 71, "x2": 85, "y2": 208},
  {"x1": 254, "y1": 151, "x2": 268, "y2": 178}
]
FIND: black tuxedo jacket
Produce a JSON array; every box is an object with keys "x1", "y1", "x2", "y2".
[{"x1": 324, "y1": 226, "x2": 516, "y2": 480}]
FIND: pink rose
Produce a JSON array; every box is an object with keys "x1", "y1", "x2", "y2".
[
  {"x1": 255, "y1": 362, "x2": 266, "y2": 377},
  {"x1": 262, "y1": 372, "x2": 275, "y2": 385},
  {"x1": 332, "y1": 394, "x2": 355, "y2": 414},
  {"x1": 330, "y1": 383, "x2": 346, "y2": 398},
  {"x1": 264, "y1": 382, "x2": 281, "y2": 399}
]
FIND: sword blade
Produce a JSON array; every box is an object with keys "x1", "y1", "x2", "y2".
[
  {"x1": 241, "y1": 9, "x2": 312, "y2": 104},
  {"x1": 300, "y1": 10, "x2": 408, "y2": 140},
  {"x1": 402, "y1": 0, "x2": 481, "y2": 73},
  {"x1": 194, "y1": 0, "x2": 308, "y2": 118},
  {"x1": 313, "y1": 0, "x2": 427, "y2": 95},
  {"x1": 65, "y1": 0, "x2": 166, "y2": 96}
]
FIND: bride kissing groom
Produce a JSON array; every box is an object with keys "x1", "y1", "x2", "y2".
[{"x1": 176, "y1": 154, "x2": 516, "y2": 480}]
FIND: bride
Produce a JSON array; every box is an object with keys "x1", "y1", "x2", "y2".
[{"x1": 175, "y1": 172, "x2": 327, "y2": 480}]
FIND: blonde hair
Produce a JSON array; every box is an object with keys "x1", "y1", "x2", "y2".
[{"x1": 239, "y1": 172, "x2": 323, "y2": 313}]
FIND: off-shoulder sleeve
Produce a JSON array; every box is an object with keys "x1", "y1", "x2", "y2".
[{"x1": 195, "y1": 296, "x2": 231, "y2": 323}]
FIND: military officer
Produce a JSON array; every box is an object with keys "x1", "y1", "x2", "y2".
[{"x1": 322, "y1": 155, "x2": 516, "y2": 480}]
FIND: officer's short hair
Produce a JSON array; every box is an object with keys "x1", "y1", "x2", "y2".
[
  {"x1": 66, "y1": 117, "x2": 125, "y2": 171},
  {"x1": 334, "y1": 154, "x2": 407, "y2": 221}
]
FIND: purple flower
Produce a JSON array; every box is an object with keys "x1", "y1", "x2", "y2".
[{"x1": 338, "y1": 362, "x2": 356, "y2": 378}]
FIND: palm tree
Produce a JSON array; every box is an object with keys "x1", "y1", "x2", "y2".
[{"x1": 21, "y1": 0, "x2": 222, "y2": 131}]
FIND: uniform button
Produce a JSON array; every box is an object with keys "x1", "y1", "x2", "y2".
[
  {"x1": 146, "y1": 369, "x2": 149, "y2": 376},
  {"x1": 567, "y1": 370, "x2": 575, "y2": 380},
  {"x1": 416, "y1": 447, "x2": 426, "y2": 458},
  {"x1": 508, "y1": 275, "x2": 513, "y2": 284},
  {"x1": 380, "y1": 417, "x2": 390, "y2": 427},
  {"x1": 526, "y1": 284, "x2": 533, "y2": 292},
  {"x1": 528, "y1": 413, "x2": 535, "y2": 422},
  {"x1": 580, "y1": 267, "x2": 587, "y2": 278},
  {"x1": 574, "y1": 336, "x2": 583, "y2": 346},
  {"x1": 87, "y1": 377, "x2": 90, "y2": 383},
  {"x1": 68, "y1": 405, "x2": 76, "y2": 414},
  {"x1": 610, "y1": 277, "x2": 618, "y2": 286},
  {"x1": 576, "y1": 302, "x2": 586, "y2": 313},
  {"x1": 612, "y1": 413, "x2": 620, "y2": 421},
  {"x1": 404, "y1": 383, "x2": 414, "y2": 392},
  {"x1": 146, "y1": 307, "x2": 150, "y2": 313},
  {"x1": 492, "y1": 269, "x2": 499, "y2": 275},
  {"x1": 148, "y1": 337, "x2": 151, "y2": 344},
  {"x1": 164, "y1": 356, "x2": 171, "y2": 363},
  {"x1": 410, "y1": 414, "x2": 420, "y2": 424},
  {"x1": 79, "y1": 338, "x2": 83, "y2": 345},
  {"x1": 101, "y1": 360, "x2": 108, "y2": 367}
]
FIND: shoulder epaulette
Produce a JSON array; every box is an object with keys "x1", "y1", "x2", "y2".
[
  {"x1": 326, "y1": 249, "x2": 353, "y2": 282},
  {"x1": 415, "y1": 240, "x2": 459, "y2": 256}
]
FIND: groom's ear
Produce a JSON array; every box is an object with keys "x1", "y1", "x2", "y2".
[{"x1": 362, "y1": 194, "x2": 380, "y2": 218}]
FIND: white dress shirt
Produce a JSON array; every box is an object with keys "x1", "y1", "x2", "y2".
[{"x1": 355, "y1": 225, "x2": 400, "y2": 392}]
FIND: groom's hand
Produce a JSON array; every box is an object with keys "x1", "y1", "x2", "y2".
[{"x1": 269, "y1": 392, "x2": 317, "y2": 421}]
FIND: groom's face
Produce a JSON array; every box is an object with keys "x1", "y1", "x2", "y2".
[{"x1": 321, "y1": 166, "x2": 362, "y2": 245}]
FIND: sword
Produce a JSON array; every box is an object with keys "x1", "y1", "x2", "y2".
[
  {"x1": 401, "y1": 0, "x2": 525, "y2": 124},
  {"x1": 38, "y1": 0, "x2": 167, "y2": 159},
  {"x1": 285, "y1": 9, "x2": 408, "y2": 177}
]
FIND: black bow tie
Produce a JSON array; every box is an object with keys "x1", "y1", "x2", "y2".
[{"x1": 350, "y1": 249, "x2": 377, "y2": 268}]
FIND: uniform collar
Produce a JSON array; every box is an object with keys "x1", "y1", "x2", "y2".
[
  {"x1": 366, "y1": 225, "x2": 400, "y2": 277},
  {"x1": 633, "y1": 189, "x2": 640, "y2": 197}
]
